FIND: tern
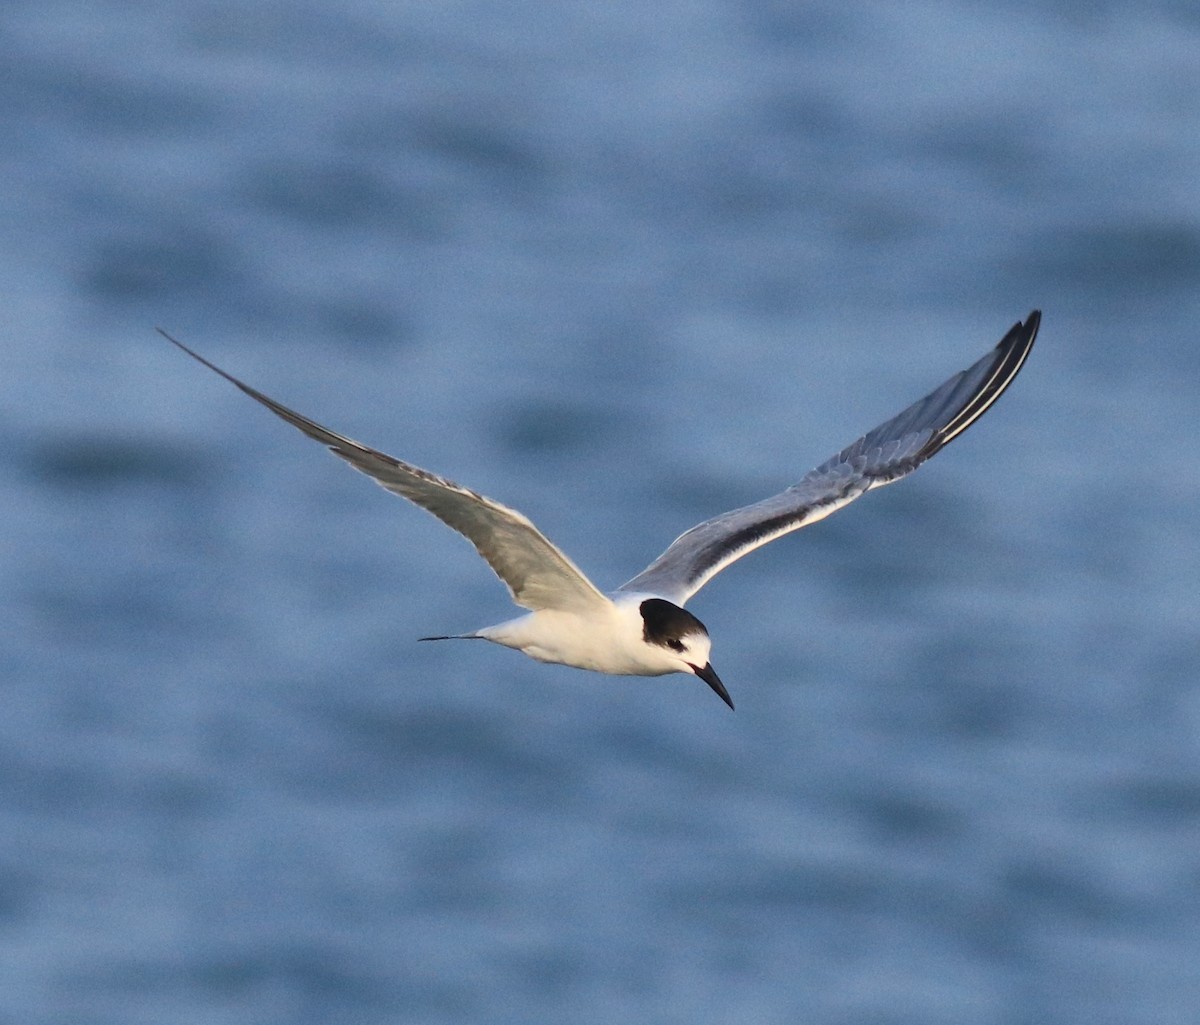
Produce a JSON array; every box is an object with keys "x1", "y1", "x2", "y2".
[{"x1": 163, "y1": 311, "x2": 1038, "y2": 710}]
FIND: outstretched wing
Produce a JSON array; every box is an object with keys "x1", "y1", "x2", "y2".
[
  {"x1": 619, "y1": 311, "x2": 1039, "y2": 605},
  {"x1": 162, "y1": 331, "x2": 609, "y2": 614}
]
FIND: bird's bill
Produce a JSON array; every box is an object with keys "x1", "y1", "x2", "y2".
[{"x1": 693, "y1": 662, "x2": 734, "y2": 711}]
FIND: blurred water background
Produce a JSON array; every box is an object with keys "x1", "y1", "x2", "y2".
[{"x1": 3, "y1": 2, "x2": 1200, "y2": 1022}]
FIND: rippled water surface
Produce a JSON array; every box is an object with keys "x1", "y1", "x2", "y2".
[{"x1": 4, "y1": 3, "x2": 1200, "y2": 1022}]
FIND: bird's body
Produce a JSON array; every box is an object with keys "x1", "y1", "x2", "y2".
[
  {"x1": 470, "y1": 593, "x2": 702, "y2": 677},
  {"x1": 163, "y1": 311, "x2": 1040, "y2": 709}
]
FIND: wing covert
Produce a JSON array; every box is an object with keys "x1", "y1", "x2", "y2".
[
  {"x1": 619, "y1": 311, "x2": 1039, "y2": 604},
  {"x1": 162, "y1": 331, "x2": 609, "y2": 614}
]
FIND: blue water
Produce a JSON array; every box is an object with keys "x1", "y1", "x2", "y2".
[{"x1": 4, "y1": 2, "x2": 1200, "y2": 1022}]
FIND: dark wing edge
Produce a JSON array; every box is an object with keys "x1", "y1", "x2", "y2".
[
  {"x1": 159, "y1": 329, "x2": 609, "y2": 613},
  {"x1": 619, "y1": 310, "x2": 1040, "y2": 603},
  {"x1": 811, "y1": 310, "x2": 1040, "y2": 483}
]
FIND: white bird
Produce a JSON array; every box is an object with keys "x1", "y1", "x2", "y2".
[{"x1": 162, "y1": 311, "x2": 1039, "y2": 710}]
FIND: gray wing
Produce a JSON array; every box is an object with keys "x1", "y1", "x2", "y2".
[
  {"x1": 619, "y1": 311, "x2": 1039, "y2": 605},
  {"x1": 162, "y1": 331, "x2": 609, "y2": 614}
]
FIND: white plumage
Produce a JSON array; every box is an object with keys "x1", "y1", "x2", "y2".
[{"x1": 163, "y1": 310, "x2": 1039, "y2": 710}]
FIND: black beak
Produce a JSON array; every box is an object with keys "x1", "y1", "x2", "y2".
[{"x1": 692, "y1": 662, "x2": 734, "y2": 711}]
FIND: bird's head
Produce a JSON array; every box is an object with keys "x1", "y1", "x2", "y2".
[{"x1": 638, "y1": 598, "x2": 732, "y2": 710}]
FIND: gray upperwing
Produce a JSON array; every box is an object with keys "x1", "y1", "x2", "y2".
[
  {"x1": 619, "y1": 311, "x2": 1039, "y2": 604},
  {"x1": 161, "y1": 331, "x2": 609, "y2": 614}
]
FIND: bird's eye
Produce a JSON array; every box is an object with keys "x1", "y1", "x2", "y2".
[{"x1": 666, "y1": 639, "x2": 685, "y2": 653}]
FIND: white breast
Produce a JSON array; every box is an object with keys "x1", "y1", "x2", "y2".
[{"x1": 476, "y1": 595, "x2": 682, "y2": 677}]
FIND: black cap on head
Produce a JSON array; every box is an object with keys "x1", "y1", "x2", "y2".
[
  {"x1": 640, "y1": 599, "x2": 734, "y2": 710},
  {"x1": 639, "y1": 598, "x2": 708, "y2": 646}
]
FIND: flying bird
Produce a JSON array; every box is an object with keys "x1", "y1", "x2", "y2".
[{"x1": 163, "y1": 311, "x2": 1039, "y2": 710}]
